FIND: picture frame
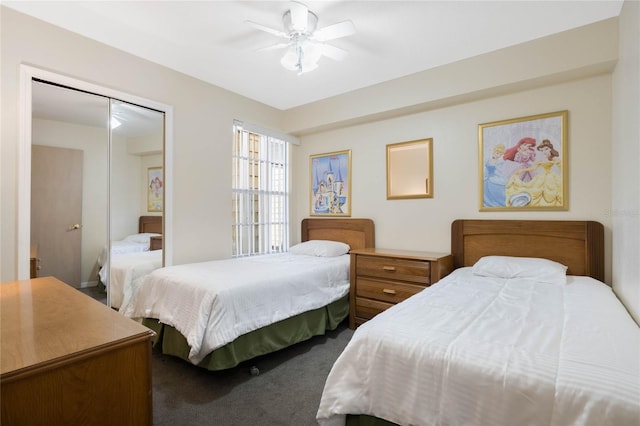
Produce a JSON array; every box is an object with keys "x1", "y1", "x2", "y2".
[
  {"x1": 310, "y1": 150, "x2": 351, "y2": 216},
  {"x1": 147, "y1": 166, "x2": 163, "y2": 212},
  {"x1": 478, "y1": 110, "x2": 568, "y2": 211}
]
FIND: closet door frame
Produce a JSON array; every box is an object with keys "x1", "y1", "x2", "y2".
[{"x1": 17, "y1": 64, "x2": 174, "y2": 281}]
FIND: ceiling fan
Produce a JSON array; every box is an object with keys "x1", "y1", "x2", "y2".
[{"x1": 246, "y1": 1, "x2": 356, "y2": 74}]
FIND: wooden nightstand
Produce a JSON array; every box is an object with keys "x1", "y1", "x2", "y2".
[
  {"x1": 150, "y1": 235, "x2": 163, "y2": 251},
  {"x1": 349, "y1": 248, "x2": 454, "y2": 329}
]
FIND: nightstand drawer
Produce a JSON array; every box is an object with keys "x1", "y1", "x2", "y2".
[
  {"x1": 349, "y1": 249, "x2": 454, "y2": 329},
  {"x1": 357, "y1": 255, "x2": 430, "y2": 284},
  {"x1": 150, "y1": 235, "x2": 163, "y2": 251},
  {"x1": 356, "y1": 278, "x2": 425, "y2": 304},
  {"x1": 355, "y1": 297, "x2": 394, "y2": 321}
]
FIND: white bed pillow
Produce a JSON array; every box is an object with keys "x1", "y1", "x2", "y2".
[
  {"x1": 289, "y1": 240, "x2": 350, "y2": 257},
  {"x1": 123, "y1": 233, "x2": 161, "y2": 244},
  {"x1": 471, "y1": 255, "x2": 568, "y2": 284}
]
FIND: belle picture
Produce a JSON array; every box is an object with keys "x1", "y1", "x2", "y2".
[
  {"x1": 479, "y1": 111, "x2": 568, "y2": 211},
  {"x1": 148, "y1": 167, "x2": 163, "y2": 212}
]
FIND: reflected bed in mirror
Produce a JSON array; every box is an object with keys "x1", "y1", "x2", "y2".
[
  {"x1": 386, "y1": 138, "x2": 433, "y2": 199},
  {"x1": 98, "y1": 216, "x2": 163, "y2": 311}
]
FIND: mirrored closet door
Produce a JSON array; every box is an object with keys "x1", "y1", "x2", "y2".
[
  {"x1": 30, "y1": 80, "x2": 165, "y2": 308},
  {"x1": 108, "y1": 99, "x2": 164, "y2": 309}
]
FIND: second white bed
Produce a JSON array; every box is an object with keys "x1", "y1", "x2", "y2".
[
  {"x1": 122, "y1": 252, "x2": 350, "y2": 364},
  {"x1": 316, "y1": 266, "x2": 640, "y2": 426}
]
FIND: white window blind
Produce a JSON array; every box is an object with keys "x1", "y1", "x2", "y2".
[{"x1": 232, "y1": 122, "x2": 290, "y2": 257}]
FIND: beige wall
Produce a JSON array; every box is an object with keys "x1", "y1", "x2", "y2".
[
  {"x1": 612, "y1": 1, "x2": 640, "y2": 323},
  {"x1": 1, "y1": 6, "x2": 283, "y2": 281},
  {"x1": 288, "y1": 17, "x2": 621, "y2": 285},
  {"x1": 110, "y1": 132, "x2": 144, "y2": 241},
  {"x1": 292, "y1": 76, "x2": 614, "y2": 283}
]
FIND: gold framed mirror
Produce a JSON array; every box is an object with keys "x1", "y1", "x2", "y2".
[{"x1": 386, "y1": 138, "x2": 433, "y2": 199}]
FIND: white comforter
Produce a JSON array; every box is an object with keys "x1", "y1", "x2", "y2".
[
  {"x1": 107, "y1": 250, "x2": 163, "y2": 310},
  {"x1": 123, "y1": 253, "x2": 350, "y2": 364},
  {"x1": 317, "y1": 268, "x2": 640, "y2": 426}
]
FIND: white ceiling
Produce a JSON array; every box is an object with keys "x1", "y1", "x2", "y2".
[{"x1": 6, "y1": 1, "x2": 623, "y2": 111}]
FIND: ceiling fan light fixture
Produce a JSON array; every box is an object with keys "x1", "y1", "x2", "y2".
[
  {"x1": 280, "y1": 48, "x2": 299, "y2": 70},
  {"x1": 248, "y1": 1, "x2": 355, "y2": 75},
  {"x1": 280, "y1": 42, "x2": 319, "y2": 74}
]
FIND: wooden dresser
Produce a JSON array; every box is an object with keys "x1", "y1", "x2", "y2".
[
  {"x1": 30, "y1": 244, "x2": 38, "y2": 278},
  {"x1": 349, "y1": 248, "x2": 454, "y2": 329},
  {"x1": 1, "y1": 277, "x2": 154, "y2": 426}
]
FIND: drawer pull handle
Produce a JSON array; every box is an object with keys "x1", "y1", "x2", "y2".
[
  {"x1": 383, "y1": 266, "x2": 396, "y2": 272},
  {"x1": 383, "y1": 288, "x2": 396, "y2": 295}
]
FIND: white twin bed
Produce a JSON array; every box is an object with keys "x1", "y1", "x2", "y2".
[
  {"x1": 122, "y1": 246, "x2": 350, "y2": 364},
  {"x1": 107, "y1": 249, "x2": 162, "y2": 310},
  {"x1": 97, "y1": 216, "x2": 163, "y2": 310},
  {"x1": 317, "y1": 220, "x2": 640, "y2": 426},
  {"x1": 123, "y1": 218, "x2": 375, "y2": 370}
]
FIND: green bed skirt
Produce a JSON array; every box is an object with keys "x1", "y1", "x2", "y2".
[
  {"x1": 143, "y1": 294, "x2": 349, "y2": 371},
  {"x1": 346, "y1": 415, "x2": 399, "y2": 426}
]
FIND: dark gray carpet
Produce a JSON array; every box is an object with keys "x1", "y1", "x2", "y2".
[
  {"x1": 151, "y1": 322, "x2": 354, "y2": 426},
  {"x1": 76, "y1": 285, "x2": 352, "y2": 425}
]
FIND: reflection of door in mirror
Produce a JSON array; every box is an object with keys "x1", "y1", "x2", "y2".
[
  {"x1": 31, "y1": 145, "x2": 83, "y2": 285},
  {"x1": 31, "y1": 81, "x2": 109, "y2": 289}
]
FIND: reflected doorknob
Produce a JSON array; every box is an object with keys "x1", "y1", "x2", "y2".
[{"x1": 67, "y1": 223, "x2": 81, "y2": 231}]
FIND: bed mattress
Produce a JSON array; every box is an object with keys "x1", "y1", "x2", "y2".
[
  {"x1": 107, "y1": 250, "x2": 163, "y2": 310},
  {"x1": 317, "y1": 267, "x2": 640, "y2": 426},
  {"x1": 122, "y1": 253, "x2": 350, "y2": 364}
]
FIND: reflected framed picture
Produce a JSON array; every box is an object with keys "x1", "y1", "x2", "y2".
[
  {"x1": 310, "y1": 150, "x2": 351, "y2": 216},
  {"x1": 478, "y1": 110, "x2": 568, "y2": 211},
  {"x1": 147, "y1": 167, "x2": 163, "y2": 212}
]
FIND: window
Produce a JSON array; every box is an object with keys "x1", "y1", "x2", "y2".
[{"x1": 232, "y1": 123, "x2": 290, "y2": 257}]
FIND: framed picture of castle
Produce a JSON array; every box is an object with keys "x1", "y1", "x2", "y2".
[
  {"x1": 478, "y1": 110, "x2": 568, "y2": 211},
  {"x1": 310, "y1": 150, "x2": 351, "y2": 216}
]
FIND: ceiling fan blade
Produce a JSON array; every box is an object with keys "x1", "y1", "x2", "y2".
[
  {"x1": 314, "y1": 20, "x2": 355, "y2": 42},
  {"x1": 319, "y1": 43, "x2": 349, "y2": 61},
  {"x1": 245, "y1": 20, "x2": 288, "y2": 38},
  {"x1": 289, "y1": 1, "x2": 309, "y2": 32},
  {"x1": 257, "y1": 42, "x2": 291, "y2": 52}
]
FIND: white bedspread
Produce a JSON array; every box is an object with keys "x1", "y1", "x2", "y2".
[
  {"x1": 317, "y1": 268, "x2": 640, "y2": 426},
  {"x1": 97, "y1": 240, "x2": 150, "y2": 268},
  {"x1": 122, "y1": 253, "x2": 350, "y2": 364},
  {"x1": 107, "y1": 250, "x2": 163, "y2": 310}
]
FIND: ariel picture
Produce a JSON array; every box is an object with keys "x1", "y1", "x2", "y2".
[
  {"x1": 147, "y1": 166, "x2": 163, "y2": 212},
  {"x1": 478, "y1": 110, "x2": 568, "y2": 211},
  {"x1": 310, "y1": 150, "x2": 351, "y2": 216}
]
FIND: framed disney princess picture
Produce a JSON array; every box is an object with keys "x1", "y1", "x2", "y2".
[
  {"x1": 147, "y1": 166, "x2": 163, "y2": 212},
  {"x1": 478, "y1": 110, "x2": 568, "y2": 211}
]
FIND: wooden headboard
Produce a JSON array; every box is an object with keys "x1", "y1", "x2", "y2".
[
  {"x1": 451, "y1": 220, "x2": 604, "y2": 281},
  {"x1": 301, "y1": 218, "x2": 375, "y2": 250},
  {"x1": 139, "y1": 216, "x2": 163, "y2": 234}
]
